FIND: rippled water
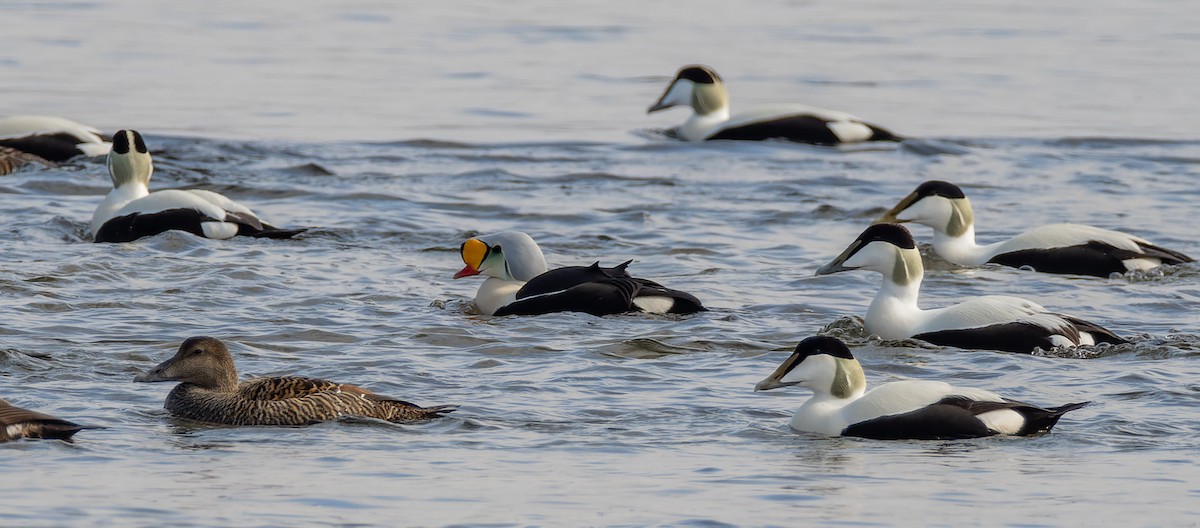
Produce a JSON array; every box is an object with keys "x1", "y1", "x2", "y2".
[{"x1": 3, "y1": 1, "x2": 1200, "y2": 526}]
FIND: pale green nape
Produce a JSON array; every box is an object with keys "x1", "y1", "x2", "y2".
[
  {"x1": 831, "y1": 357, "x2": 866, "y2": 399},
  {"x1": 947, "y1": 198, "x2": 975, "y2": 237},
  {"x1": 692, "y1": 82, "x2": 728, "y2": 116},
  {"x1": 891, "y1": 246, "x2": 924, "y2": 285}
]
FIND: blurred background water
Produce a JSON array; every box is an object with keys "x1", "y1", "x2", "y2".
[{"x1": 2, "y1": 1, "x2": 1198, "y2": 526}]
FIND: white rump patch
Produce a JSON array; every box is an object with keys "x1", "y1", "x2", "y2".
[
  {"x1": 6, "y1": 424, "x2": 30, "y2": 438},
  {"x1": 1122, "y1": 257, "x2": 1160, "y2": 272},
  {"x1": 976, "y1": 409, "x2": 1024, "y2": 435},
  {"x1": 826, "y1": 121, "x2": 874, "y2": 143},
  {"x1": 77, "y1": 141, "x2": 113, "y2": 157},
  {"x1": 632, "y1": 296, "x2": 674, "y2": 314},
  {"x1": 201, "y1": 221, "x2": 239, "y2": 240}
]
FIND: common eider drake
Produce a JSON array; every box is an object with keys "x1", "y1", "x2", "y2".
[
  {"x1": 453, "y1": 231, "x2": 706, "y2": 316},
  {"x1": 646, "y1": 65, "x2": 901, "y2": 145},
  {"x1": 755, "y1": 336, "x2": 1089, "y2": 440},
  {"x1": 133, "y1": 336, "x2": 456, "y2": 426},
  {"x1": 1, "y1": 398, "x2": 98, "y2": 442},
  {"x1": 0, "y1": 115, "x2": 112, "y2": 174},
  {"x1": 815, "y1": 224, "x2": 1126, "y2": 353},
  {"x1": 91, "y1": 130, "x2": 306, "y2": 243},
  {"x1": 876, "y1": 180, "x2": 1194, "y2": 277}
]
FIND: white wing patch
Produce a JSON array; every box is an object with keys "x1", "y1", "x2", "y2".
[
  {"x1": 996, "y1": 223, "x2": 1148, "y2": 254},
  {"x1": 113, "y1": 189, "x2": 228, "y2": 220},
  {"x1": 841, "y1": 380, "x2": 959, "y2": 425},
  {"x1": 915, "y1": 295, "x2": 1074, "y2": 336}
]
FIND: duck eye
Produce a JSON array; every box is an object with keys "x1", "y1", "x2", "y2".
[{"x1": 191, "y1": 348, "x2": 203, "y2": 356}]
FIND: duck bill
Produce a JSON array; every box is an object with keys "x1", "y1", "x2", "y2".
[
  {"x1": 454, "y1": 238, "x2": 487, "y2": 279},
  {"x1": 453, "y1": 265, "x2": 480, "y2": 279},
  {"x1": 647, "y1": 97, "x2": 673, "y2": 114},
  {"x1": 754, "y1": 376, "x2": 788, "y2": 392},
  {"x1": 647, "y1": 81, "x2": 682, "y2": 114},
  {"x1": 815, "y1": 241, "x2": 862, "y2": 276},
  {"x1": 873, "y1": 191, "x2": 918, "y2": 224},
  {"x1": 133, "y1": 357, "x2": 177, "y2": 383}
]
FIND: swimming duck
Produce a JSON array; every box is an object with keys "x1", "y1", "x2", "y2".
[
  {"x1": 815, "y1": 224, "x2": 1126, "y2": 353},
  {"x1": 646, "y1": 65, "x2": 901, "y2": 145},
  {"x1": 91, "y1": 130, "x2": 306, "y2": 243},
  {"x1": 453, "y1": 231, "x2": 706, "y2": 316},
  {"x1": 1, "y1": 398, "x2": 97, "y2": 442},
  {"x1": 133, "y1": 336, "x2": 455, "y2": 426},
  {"x1": 0, "y1": 115, "x2": 112, "y2": 168},
  {"x1": 755, "y1": 336, "x2": 1089, "y2": 439},
  {"x1": 876, "y1": 180, "x2": 1194, "y2": 277}
]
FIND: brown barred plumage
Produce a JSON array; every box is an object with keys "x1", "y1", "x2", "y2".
[
  {"x1": 135, "y1": 337, "x2": 456, "y2": 426},
  {"x1": 0, "y1": 146, "x2": 55, "y2": 175},
  {"x1": 0, "y1": 398, "x2": 95, "y2": 442}
]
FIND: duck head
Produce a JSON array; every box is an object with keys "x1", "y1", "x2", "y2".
[
  {"x1": 134, "y1": 336, "x2": 239, "y2": 391},
  {"x1": 815, "y1": 223, "x2": 924, "y2": 286},
  {"x1": 755, "y1": 336, "x2": 866, "y2": 399},
  {"x1": 647, "y1": 65, "x2": 730, "y2": 117},
  {"x1": 874, "y1": 180, "x2": 975, "y2": 238},
  {"x1": 453, "y1": 231, "x2": 548, "y2": 282},
  {"x1": 106, "y1": 129, "x2": 153, "y2": 190}
]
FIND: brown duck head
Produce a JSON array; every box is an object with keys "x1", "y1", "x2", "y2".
[{"x1": 135, "y1": 336, "x2": 239, "y2": 391}]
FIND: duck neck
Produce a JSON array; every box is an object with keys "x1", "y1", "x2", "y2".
[
  {"x1": 90, "y1": 183, "x2": 149, "y2": 234},
  {"x1": 679, "y1": 110, "x2": 730, "y2": 141},
  {"x1": 791, "y1": 392, "x2": 857, "y2": 435},
  {"x1": 865, "y1": 267, "x2": 924, "y2": 340},
  {"x1": 932, "y1": 224, "x2": 993, "y2": 266}
]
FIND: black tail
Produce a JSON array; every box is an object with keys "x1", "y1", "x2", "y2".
[
  {"x1": 249, "y1": 227, "x2": 308, "y2": 239},
  {"x1": 868, "y1": 124, "x2": 904, "y2": 142},
  {"x1": 1018, "y1": 401, "x2": 1090, "y2": 435}
]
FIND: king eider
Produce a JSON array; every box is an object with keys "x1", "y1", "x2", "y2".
[
  {"x1": 0, "y1": 115, "x2": 112, "y2": 174},
  {"x1": 815, "y1": 224, "x2": 1126, "y2": 354},
  {"x1": 91, "y1": 130, "x2": 306, "y2": 243},
  {"x1": 755, "y1": 336, "x2": 1090, "y2": 440},
  {"x1": 646, "y1": 65, "x2": 901, "y2": 145},
  {"x1": 134, "y1": 336, "x2": 456, "y2": 426},
  {"x1": 1, "y1": 398, "x2": 99, "y2": 443},
  {"x1": 876, "y1": 180, "x2": 1194, "y2": 277},
  {"x1": 453, "y1": 231, "x2": 706, "y2": 316}
]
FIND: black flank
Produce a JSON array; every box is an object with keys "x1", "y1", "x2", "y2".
[{"x1": 0, "y1": 133, "x2": 88, "y2": 162}]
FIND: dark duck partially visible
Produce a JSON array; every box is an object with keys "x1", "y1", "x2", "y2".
[
  {"x1": 1, "y1": 398, "x2": 99, "y2": 443},
  {"x1": 134, "y1": 337, "x2": 456, "y2": 426}
]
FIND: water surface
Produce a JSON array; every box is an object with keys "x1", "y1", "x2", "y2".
[{"x1": 2, "y1": 1, "x2": 1199, "y2": 526}]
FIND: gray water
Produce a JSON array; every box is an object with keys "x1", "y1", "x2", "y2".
[{"x1": 3, "y1": 1, "x2": 1200, "y2": 526}]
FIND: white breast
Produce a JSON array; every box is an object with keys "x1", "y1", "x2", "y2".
[{"x1": 475, "y1": 278, "x2": 522, "y2": 315}]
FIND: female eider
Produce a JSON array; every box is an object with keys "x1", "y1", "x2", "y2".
[
  {"x1": 453, "y1": 231, "x2": 706, "y2": 316},
  {"x1": 1, "y1": 398, "x2": 98, "y2": 442},
  {"x1": 876, "y1": 180, "x2": 1194, "y2": 277},
  {"x1": 134, "y1": 336, "x2": 456, "y2": 426},
  {"x1": 755, "y1": 336, "x2": 1089, "y2": 440},
  {"x1": 0, "y1": 115, "x2": 112, "y2": 170},
  {"x1": 815, "y1": 224, "x2": 1126, "y2": 353},
  {"x1": 646, "y1": 65, "x2": 901, "y2": 145},
  {"x1": 91, "y1": 130, "x2": 305, "y2": 243}
]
